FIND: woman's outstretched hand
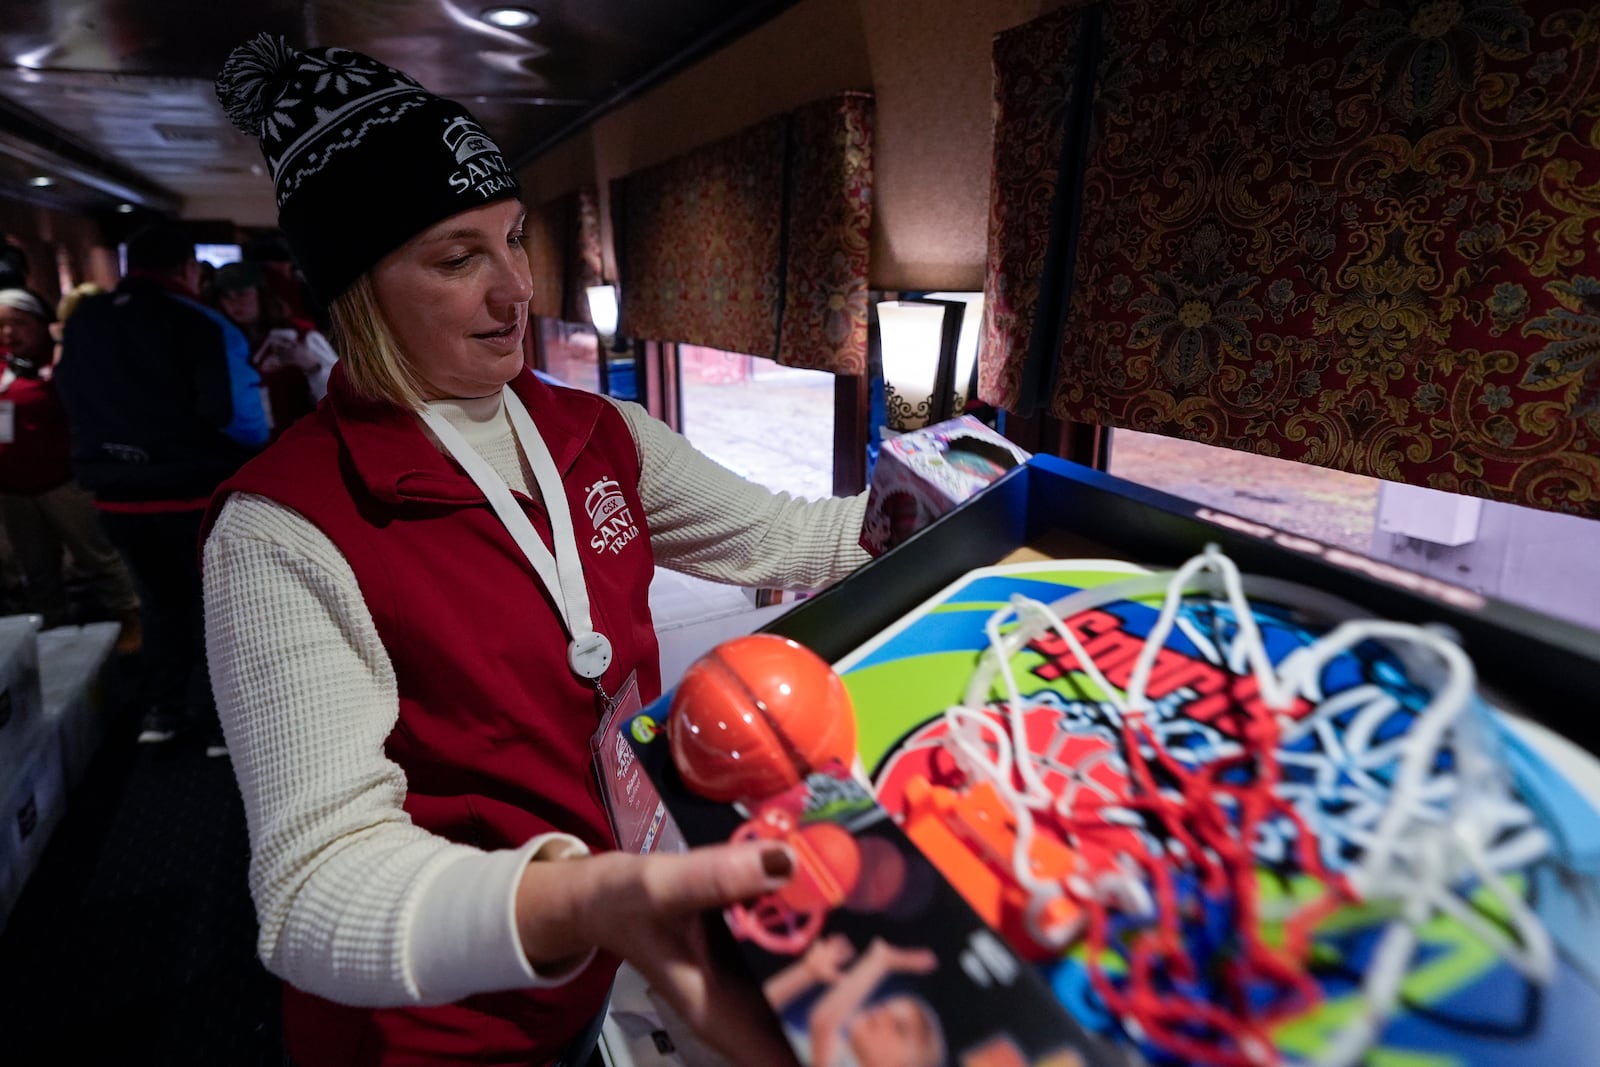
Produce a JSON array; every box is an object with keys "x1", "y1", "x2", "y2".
[{"x1": 516, "y1": 841, "x2": 803, "y2": 1067}]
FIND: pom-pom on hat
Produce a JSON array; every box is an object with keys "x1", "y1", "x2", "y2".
[{"x1": 216, "y1": 34, "x2": 521, "y2": 306}]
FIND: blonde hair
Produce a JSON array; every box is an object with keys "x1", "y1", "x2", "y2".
[
  {"x1": 326, "y1": 273, "x2": 428, "y2": 410},
  {"x1": 56, "y1": 282, "x2": 103, "y2": 324}
]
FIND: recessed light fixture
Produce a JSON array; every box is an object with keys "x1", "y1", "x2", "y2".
[
  {"x1": 28, "y1": 175, "x2": 54, "y2": 187},
  {"x1": 117, "y1": 203, "x2": 136, "y2": 213},
  {"x1": 481, "y1": 5, "x2": 538, "y2": 29}
]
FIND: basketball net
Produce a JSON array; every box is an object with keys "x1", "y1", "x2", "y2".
[{"x1": 938, "y1": 544, "x2": 1553, "y2": 1067}]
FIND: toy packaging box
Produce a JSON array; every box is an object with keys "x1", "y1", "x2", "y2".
[
  {"x1": 861, "y1": 416, "x2": 1032, "y2": 556},
  {"x1": 625, "y1": 455, "x2": 1600, "y2": 1067},
  {"x1": 622, "y1": 708, "x2": 1119, "y2": 1067}
]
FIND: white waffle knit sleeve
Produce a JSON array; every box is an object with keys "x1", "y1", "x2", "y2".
[
  {"x1": 607, "y1": 398, "x2": 871, "y2": 588},
  {"x1": 203, "y1": 493, "x2": 593, "y2": 1007}
]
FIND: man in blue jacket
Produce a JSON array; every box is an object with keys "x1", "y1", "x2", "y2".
[{"x1": 55, "y1": 223, "x2": 269, "y2": 753}]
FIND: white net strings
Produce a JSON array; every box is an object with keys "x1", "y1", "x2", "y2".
[{"x1": 938, "y1": 544, "x2": 1554, "y2": 1067}]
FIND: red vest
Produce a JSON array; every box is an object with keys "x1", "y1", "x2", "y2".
[
  {"x1": 207, "y1": 364, "x2": 660, "y2": 1066},
  {"x1": 0, "y1": 370, "x2": 73, "y2": 494}
]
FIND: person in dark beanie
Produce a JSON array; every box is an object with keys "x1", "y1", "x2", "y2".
[
  {"x1": 203, "y1": 34, "x2": 867, "y2": 1067},
  {"x1": 54, "y1": 221, "x2": 269, "y2": 750},
  {"x1": 0, "y1": 288, "x2": 142, "y2": 649}
]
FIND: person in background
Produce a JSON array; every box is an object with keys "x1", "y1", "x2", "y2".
[
  {"x1": 211, "y1": 260, "x2": 338, "y2": 434},
  {"x1": 0, "y1": 289, "x2": 142, "y2": 652},
  {"x1": 54, "y1": 223, "x2": 268, "y2": 752},
  {"x1": 206, "y1": 35, "x2": 870, "y2": 1067},
  {"x1": 243, "y1": 229, "x2": 323, "y2": 328},
  {"x1": 52, "y1": 282, "x2": 105, "y2": 367},
  {"x1": 0, "y1": 241, "x2": 33, "y2": 611},
  {"x1": 55, "y1": 281, "x2": 104, "y2": 334}
]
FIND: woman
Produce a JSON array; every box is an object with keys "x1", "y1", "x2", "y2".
[
  {"x1": 211, "y1": 261, "x2": 337, "y2": 433},
  {"x1": 0, "y1": 288, "x2": 142, "y2": 651},
  {"x1": 206, "y1": 35, "x2": 869, "y2": 1067}
]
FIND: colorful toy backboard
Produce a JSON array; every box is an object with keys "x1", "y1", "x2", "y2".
[{"x1": 830, "y1": 558, "x2": 1600, "y2": 1067}]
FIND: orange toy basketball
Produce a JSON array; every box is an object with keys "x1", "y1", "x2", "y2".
[{"x1": 667, "y1": 634, "x2": 857, "y2": 804}]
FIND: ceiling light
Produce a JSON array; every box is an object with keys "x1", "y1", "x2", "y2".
[
  {"x1": 481, "y1": 6, "x2": 538, "y2": 29},
  {"x1": 28, "y1": 176, "x2": 54, "y2": 187},
  {"x1": 117, "y1": 203, "x2": 136, "y2": 213}
]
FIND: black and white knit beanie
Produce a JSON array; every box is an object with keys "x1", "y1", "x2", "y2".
[{"x1": 216, "y1": 34, "x2": 522, "y2": 306}]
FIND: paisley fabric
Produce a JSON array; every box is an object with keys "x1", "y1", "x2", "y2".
[
  {"x1": 991, "y1": 0, "x2": 1600, "y2": 517},
  {"x1": 616, "y1": 94, "x2": 874, "y2": 374},
  {"x1": 524, "y1": 188, "x2": 604, "y2": 324},
  {"x1": 778, "y1": 93, "x2": 874, "y2": 375},
  {"x1": 981, "y1": 5, "x2": 1089, "y2": 411}
]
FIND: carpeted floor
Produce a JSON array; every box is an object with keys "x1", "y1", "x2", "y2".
[{"x1": 0, "y1": 683, "x2": 283, "y2": 1066}]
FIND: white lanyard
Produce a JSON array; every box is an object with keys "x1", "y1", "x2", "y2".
[{"x1": 416, "y1": 387, "x2": 614, "y2": 682}]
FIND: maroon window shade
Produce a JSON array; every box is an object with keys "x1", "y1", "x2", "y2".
[
  {"x1": 989, "y1": 0, "x2": 1600, "y2": 518},
  {"x1": 615, "y1": 92, "x2": 874, "y2": 374},
  {"x1": 980, "y1": 4, "x2": 1094, "y2": 414},
  {"x1": 525, "y1": 187, "x2": 604, "y2": 324},
  {"x1": 524, "y1": 195, "x2": 565, "y2": 321}
]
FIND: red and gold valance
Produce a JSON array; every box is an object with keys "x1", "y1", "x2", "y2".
[
  {"x1": 615, "y1": 92, "x2": 874, "y2": 375},
  {"x1": 985, "y1": 0, "x2": 1600, "y2": 518}
]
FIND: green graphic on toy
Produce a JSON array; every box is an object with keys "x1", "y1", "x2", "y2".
[{"x1": 839, "y1": 562, "x2": 1150, "y2": 775}]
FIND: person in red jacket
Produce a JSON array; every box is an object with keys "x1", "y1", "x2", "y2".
[
  {"x1": 205, "y1": 35, "x2": 869, "y2": 1067},
  {"x1": 0, "y1": 288, "x2": 141, "y2": 652}
]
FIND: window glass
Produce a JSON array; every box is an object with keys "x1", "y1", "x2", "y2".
[
  {"x1": 1109, "y1": 428, "x2": 1378, "y2": 553},
  {"x1": 1108, "y1": 428, "x2": 1600, "y2": 630},
  {"x1": 678, "y1": 345, "x2": 835, "y2": 500},
  {"x1": 537, "y1": 318, "x2": 600, "y2": 394}
]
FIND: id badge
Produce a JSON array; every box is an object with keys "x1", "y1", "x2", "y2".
[
  {"x1": 591, "y1": 671, "x2": 686, "y2": 855},
  {"x1": 0, "y1": 400, "x2": 14, "y2": 444}
]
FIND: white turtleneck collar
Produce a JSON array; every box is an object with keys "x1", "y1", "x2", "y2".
[{"x1": 416, "y1": 388, "x2": 536, "y2": 497}]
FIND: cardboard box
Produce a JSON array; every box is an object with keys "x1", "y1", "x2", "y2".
[
  {"x1": 860, "y1": 416, "x2": 1031, "y2": 556},
  {"x1": 0, "y1": 723, "x2": 65, "y2": 934},
  {"x1": 39, "y1": 622, "x2": 121, "y2": 788},
  {"x1": 0, "y1": 614, "x2": 44, "y2": 797}
]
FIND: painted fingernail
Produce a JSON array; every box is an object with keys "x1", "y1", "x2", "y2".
[{"x1": 761, "y1": 844, "x2": 794, "y2": 880}]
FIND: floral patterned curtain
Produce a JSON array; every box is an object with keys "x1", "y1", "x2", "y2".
[
  {"x1": 988, "y1": 0, "x2": 1600, "y2": 518},
  {"x1": 615, "y1": 93, "x2": 874, "y2": 374},
  {"x1": 524, "y1": 187, "x2": 604, "y2": 324},
  {"x1": 980, "y1": 5, "x2": 1097, "y2": 413}
]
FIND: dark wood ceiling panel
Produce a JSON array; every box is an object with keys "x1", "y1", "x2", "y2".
[{"x1": 0, "y1": 0, "x2": 794, "y2": 222}]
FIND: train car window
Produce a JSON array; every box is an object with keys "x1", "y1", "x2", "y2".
[
  {"x1": 1109, "y1": 428, "x2": 1600, "y2": 631},
  {"x1": 536, "y1": 318, "x2": 602, "y2": 396},
  {"x1": 678, "y1": 344, "x2": 835, "y2": 500}
]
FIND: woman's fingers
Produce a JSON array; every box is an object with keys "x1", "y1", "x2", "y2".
[
  {"x1": 637, "y1": 840, "x2": 795, "y2": 914},
  {"x1": 617, "y1": 846, "x2": 802, "y2": 1067},
  {"x1": 519, "y1": 843, "x2": 804, "y2": 1066}
]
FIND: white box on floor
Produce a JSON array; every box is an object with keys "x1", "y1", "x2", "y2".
[
  {"x1": 0, "y1": 723, "x2": 65, "y2": 933},
  {"x1": 39, "y1": 623, "x2": 121, "y2": 788},
  {"x1": 0, "y1": 614, "x2": 44, "y2": 797}
]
